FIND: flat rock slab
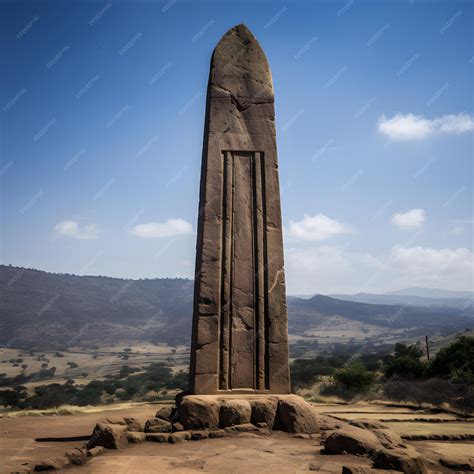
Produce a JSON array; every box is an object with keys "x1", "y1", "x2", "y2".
[{"x1": 67, "y1": 432, "x2": 376, "y2": 473}]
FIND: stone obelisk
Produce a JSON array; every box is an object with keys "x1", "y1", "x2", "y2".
[{"x1": 190, "y1": 24, "x2": 290, "y2": 394}]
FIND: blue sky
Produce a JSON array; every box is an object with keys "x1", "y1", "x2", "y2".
[{"x1": 1, "y1": 0, "x2": 472, "y2": 294}]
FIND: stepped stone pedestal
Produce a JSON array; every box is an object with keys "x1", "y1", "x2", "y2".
[{"x1": 177, "y1": 394, "x2": 319, "y2": 434}]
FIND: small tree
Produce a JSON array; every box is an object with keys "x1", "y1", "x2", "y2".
[
  {"x1": 334, "y1": 362, "x2": 375, "y2": 393},
  {"x1": 384, "y1": 343, "x2": 427, "y2": 379}
]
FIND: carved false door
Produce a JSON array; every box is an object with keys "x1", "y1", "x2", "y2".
[{"x1": 219, "y1": 151, "x2": 268, "y2": 391}]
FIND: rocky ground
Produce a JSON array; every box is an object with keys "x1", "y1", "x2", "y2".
[{"x1": 1, "y1": 401, "x2": 473, "y2": 473}]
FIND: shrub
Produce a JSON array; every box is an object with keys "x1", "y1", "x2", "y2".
[
  {"x1": 384, "y1": 343, "x2": 427, "y2": 379},
  {"x1": 429, "y1": 336, "x2": 474, "y2": 383},
  {"x1": 334, "y1": 362, "x2": 375, "y2": 392}
]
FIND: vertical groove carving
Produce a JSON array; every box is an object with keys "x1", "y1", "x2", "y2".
[
  {"x1": 254, "y1": 152, "x2": 265, "y2": 390},
  {"x1": 260, "y1": 153, "x2": 270, "y2": 390},
  {"x1": 219, "y1": 151, "x2": 232, "y2": 390}
]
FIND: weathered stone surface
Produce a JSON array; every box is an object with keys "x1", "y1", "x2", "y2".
[
  {"x1": 169, "y1": 431, "x2": 191, "y2": 443},
  {"x1": 318, "y1": 414, "x2": 344, "y2": 431},
  {"x1": 87, "y1": 421, "x2": 128, "y2": 450},
  {"x1": 349, "y1": 419, "x2": 406, "y2": 449},
  {"x1": 324, "y1": 426, "x2": 381, "y2": 455},
  {"x1": 372, "y1": 428, "x2": 406, "y2": 449},
  {"x1": 277, "y1": 396, "x2": 319, "y2": 434},
  {"x1": 220, "y1": 399, "x2": 251, "y2": 427},
  {"x1": 34, "y1": 457, "x2": 69, "y2": 471},
  {"x1": 439, "y1": 456, "x2": 474, "y2": 471},
  {"x1": 146, "y1": 433, "x2": 170, "y2": 443},
  {"x1": 123, "y1": 416, "x2": 143, "y2": 432},
  {"x1": 189, "y1": 23, "x2": 290, "y2": 394},
  {"x1": 371, "y1": 447, "x2": 427, "y2": 474},
  {"x1": 156, "y1": 406, "x2": 175, "y2": 421},
  {"x1": 224, "y1": 423, "x2": 261, "y2": 434},
  {"x1": 86, "y1": 446, "x2": 104, "y2": 457},
  {"x1": 250, "y1": 398, "x2": 278, "y2": 429},
  {"x1": 144, "y1": 417, "x2": 172, "y2": 433},
  {"x1": 127, "y1": 431, "x2": 146, "y2": 443},
  {"x1": 65, "y1": 448, "x2": 87, "y2": 465},
  {"x1": 209, "y1": 429, "x2": 226, "y2": 438},
  {"x1": 349, "y1": 419, "x2": 388, "y2": 430},
  {"x1": 341, "y1": 467, "x2": 373, "y2": 474},
  {"x1": 191, "y1": 430, "x2": 209, "y2": 440},
  {"x1": 179, "y1": 395, "x2": 220, "y2": 430},
  {"x1": 172, "y1": 421, "x2": 184, "y2": 432}
]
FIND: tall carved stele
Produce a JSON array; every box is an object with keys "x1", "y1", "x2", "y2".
[{"x1": 190, "y1": 24, "x2": 290, "y2": 394}]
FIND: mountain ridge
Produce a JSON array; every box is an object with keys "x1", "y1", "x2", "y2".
[{"x1": 1, "y1": 265, "x2": 472, "y2": 350}]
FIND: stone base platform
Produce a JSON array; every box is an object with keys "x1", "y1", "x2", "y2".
[{"x1": 178, "y1": 393, "x2": 319, "y2": 434}]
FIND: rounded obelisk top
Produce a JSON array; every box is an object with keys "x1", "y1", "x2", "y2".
[{"x1": 210, "y1": 24, "x2": 274, "y2": 101}]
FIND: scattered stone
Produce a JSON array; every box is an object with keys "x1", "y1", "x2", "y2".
[
  {"x1": 371, "y1": 428, "x2": 406, "y2": 449},
  {"x1": 220, "y1": 399, "x2": 251, "y2": 427},
  {"x1": 292, "y1": 433, "x2": 310, "y2": 439},
  {"x1": 123, "y1": 416, "x2": 143, "y2": 432},
  {"x1": 169, "y1": 431, "x2": 191, "y2": 443},
  {"x1": 172, "y1": 422, "x2": 184, "y2": 432},
  {"x1": 87, "y1": 421, "x2": 128, "y2": 449},
  {"x1": 65, "y1": 448, "x2": 87, "y2": 465},
  {"x1": 371, "y1": 447, "x2": 427, "y2": 474},
  {"x1": 34, "y1": 457, "x2": 68, "y2": 471},
  {"x1": 146, "y1": 433, "x2": 170, "y2": 443},
  {"x1": 342, "y1": 466, "x2": 373, "y2": 474},
  {"x1": 250, "y1": 399, "x2": 279, "y2": 429},
  {"x1": 86, "y1": 446, "x2": 104, "y2": 457},
  {"x1": 439, "y1": 456, "x2": 473, "y2": 471},
  {"x1": 350, "y1": 419, "x2": 388, "y2": 430},
  {"x1": 255, "y1": 422, "x2": 268, "y2": 429},
  {"x1": 101, "y1": 417, "x2": 126, "y2": 426},
  {"x1": 324, "y1": 426, "x2": 381, "y2": 456},
  {"x1": 191, "y1": 430, "x2": 209, "y2": 440},
  {"x1": 179, "y1": 396, "x2": 220, "y2": 430},
  {"x1": 144, "y1": 417, "x2": 172, "y2": 433},
  {"x1": 316, "y1": 414, "x2": 342, "y2": 432},
  {"x1": 278, "y1": 395, "x2": 319, "y2": 434},
  {"x1": 156, "y1": 406, "x2": 174, "y2": 421},
  {"x1": 127, "y1": 431, "x2": 146, "y2": 443},
  {"x1": 308, "y1": 462, "x2": 319, "y2": 471},
  {"x1": 224, "y1": 423, "x2": 260, "y2": 434},
  {"x1": 209, "y1": 429, "x2": 225, "y2": 438}
]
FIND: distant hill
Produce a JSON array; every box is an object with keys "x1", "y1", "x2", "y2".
[
  {"x1": 1, "y1": 265, "x2": 473, "y2": 350},
  {"x1": 384, "y1": 287, "x2": 474, "y2": 299},
  {"x1": 288, "y1": 294, "x2": 473, "y2": 336},
  {"x1": 328, "y1": 292, "x2": 472, "y2": 309},
  {"x1": 0, "y1": 265, "x2": 194, "y2": 349}
]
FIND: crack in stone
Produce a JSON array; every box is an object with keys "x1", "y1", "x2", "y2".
[{"x1": 269, "y1": 269, "x2": 283, "y2": 294}]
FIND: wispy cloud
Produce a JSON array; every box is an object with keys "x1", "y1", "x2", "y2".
[
  {"x1": 378, "y1": 113, "x2": 474, "y2": 141},
  {"x1": 130, "y1": 218, "x2": 192, "y2": 238},
  {"x1": 53, "y1": 220, "x2": 98, "y2": 240},
  {"x1": 287, "y1": 213, "x2": 350, "y2": 241},
  {"x1": 391, "y1": 209, "x2": 426, "y2": 229}
]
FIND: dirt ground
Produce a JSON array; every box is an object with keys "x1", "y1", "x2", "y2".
[{"x1": 1, "y1": 402, "x2": 473, "y2": 473}]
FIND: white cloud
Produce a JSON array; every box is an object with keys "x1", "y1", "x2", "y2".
[
  {"x1": 130, "y1": 218, "x2": 192, "y2": 238},
  {"x1": 287, "y1": 213, "x2": 350, "y2": 241},
  {"x1": 53, "y1": 220, "x2": 98, "y2": 240},
  {"x1": 285, "y1": 245, "x2": 381, "y2": 294},
  {"x1": 285, "y1": 244, "x2": 473, "y2": 295},
  {"x1": 378, "y1": 113, "x2": 474, "y2": 141},
  {"x1": 391, "y1": 209, "x2": 426, "y2": 229},
  {"x1": 389, "y1": 245, "x2": 472, "y2": 287}
]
